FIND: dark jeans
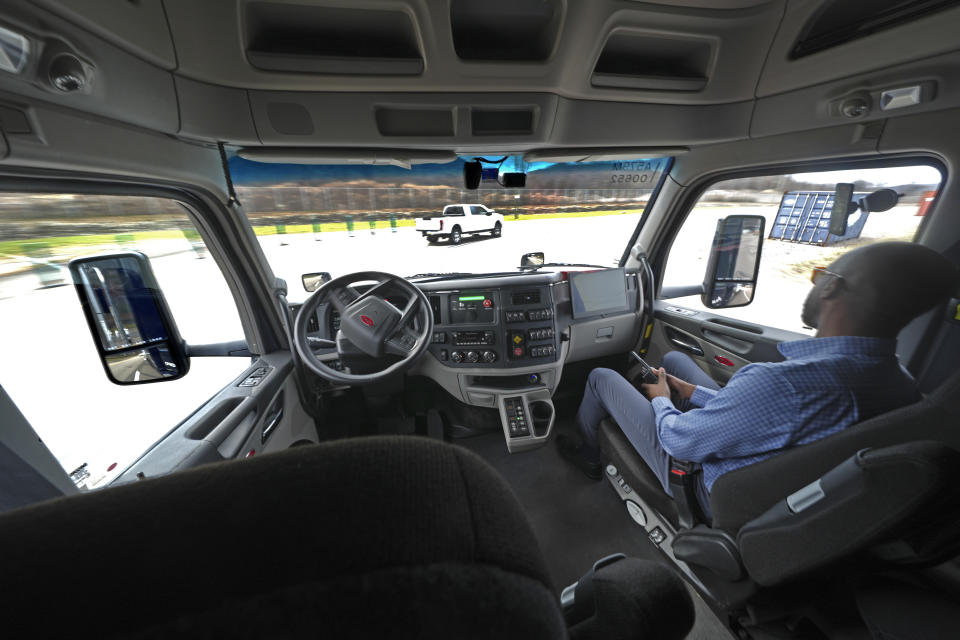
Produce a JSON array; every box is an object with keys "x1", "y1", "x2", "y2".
[{"x1": 576, "y1": 351, "x2": 720, "y2": 517}]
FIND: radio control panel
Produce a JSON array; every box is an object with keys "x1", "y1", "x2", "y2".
[{"x1": 425, "y1": 286, "x2": 558, "y2": 368}]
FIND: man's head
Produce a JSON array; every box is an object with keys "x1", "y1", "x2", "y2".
[{"x1": 801, "y1": 242, "x2": 958, "y2": 338}]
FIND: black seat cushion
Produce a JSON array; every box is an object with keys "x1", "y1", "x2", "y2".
[
  {"x1": 711, "y1": 368, "x2": 960, "y2": 535},
  {"x1": 0, "y1": 436, "x2": 566, "y2": 638}
]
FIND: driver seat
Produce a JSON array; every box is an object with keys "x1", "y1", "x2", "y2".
[
  {"x1": 598, "y1": 367, "x2": 960, "y2": 618},
  {"x1": 0, "y1": 436, "x2": 693, "y2": 638}
]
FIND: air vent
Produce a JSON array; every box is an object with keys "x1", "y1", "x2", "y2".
[
  {"x1": 592, "y1": 32, "x2": 712, "y2": 92},
  {"x1": 471, "y1": 109, "x2": 535, "y2": 136},
  {"x1": 512, "y1": 290, "x2": 541, "y2": 305},
  {"x1": 375, "y1": 108, "x2": 455, "y2": 137},
  {"x1": 792, "y1": 0, "x2": 960, "y2": 59},
  {"x1": 429, "y1": 296, "x2": 442, "y2": 323},
  {"x1": 245, "y1": 2, "x2": 423, "y2": 75},
  {"x1": 450, "y1": 0, "x2": 562, "y2": 61},
  {"x1": 307, "y1": 313, "x2": 319, "y2": 333}
]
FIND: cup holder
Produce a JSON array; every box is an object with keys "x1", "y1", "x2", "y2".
[{"x1": 530, "y1": 400, "x2": 553, "y2": 437}]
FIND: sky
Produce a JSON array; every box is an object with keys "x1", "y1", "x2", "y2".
[{"x1": 791, "y1": 165, "x2": 942, "y2": 186}]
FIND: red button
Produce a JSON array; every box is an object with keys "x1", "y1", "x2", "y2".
[
  {"x1": 483, "y1": 299, "x2": 492, "y2": 308},
  {"x1": 513, "y1": 347, "x2": 524, "y2": 357}
]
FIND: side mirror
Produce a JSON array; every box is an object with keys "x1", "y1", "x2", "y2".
[
  {"x1": 69, "y1": 252, "x2": 189, "y2": 384},
  {"x1": 830, "y1": 184, "x2": 901, "y2": 235},
  {"x1": 302, "y1": 271, "x2": 332, "y2": 292},
  {"x1": 829, "y1": 183, "x2": 855, "y2": 236},
  {"x1": 521, "y1": 252, "x2": 545, "y2": 268},
  {"x1": 701, "y1": 215, "x2": 765, "y2": 309}
]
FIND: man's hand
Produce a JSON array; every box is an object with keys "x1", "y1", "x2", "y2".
[
  {"x1": 666, "y1": 373, "x2": 696, "y2": 401},
  {"x1": 640, "y1": 367, "x2": 671, "y2": 400}
]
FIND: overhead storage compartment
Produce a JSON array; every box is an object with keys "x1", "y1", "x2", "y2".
[
  {"x1": 450, "y1": 0, "x2": 562, "y2": 61},
  {"x1": 244, "y1": 2, "x2": 424, "y2": 75},
  {"x1": 592, "y1": 31, "x2": 713, "y2": 92},
  {"x1": 790, "y1": 0, "x2": 960, "y2": 59}
]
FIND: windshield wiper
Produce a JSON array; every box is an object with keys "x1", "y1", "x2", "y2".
[
  {"x1": 520, "y1": 262, "x2": 610, "y2": 272},
  {"x1": 406, "y1": 272, "x2": 474, "y2": 280},
  {"x1": 406, "y1": 271, "x2": 533, "y2": 283}
]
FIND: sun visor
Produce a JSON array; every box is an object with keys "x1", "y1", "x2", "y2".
[
  {"x1": 236, "y1": 148, "x2": 457, "y2": 169},
  {"x1": 523, "y1": 148, "x2": 686, "y2": 163}
]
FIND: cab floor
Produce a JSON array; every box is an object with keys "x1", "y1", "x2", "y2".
[{"x1": 456, "y1": 426, "x2": 734, "y2": 640}]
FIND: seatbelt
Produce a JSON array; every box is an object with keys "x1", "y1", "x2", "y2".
[{"x1": 668, "y1": 458, "x2": 707, "y2": 529}]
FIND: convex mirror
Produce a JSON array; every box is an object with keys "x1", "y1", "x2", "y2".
[
  {"x1": 520, "y1": 252, "x2": 545, "y2": 268},
  {"x1": 302, "y1": 271, "x2": 332, "y2": 292},
  {"x1": 701, "y1": 215, "x2": 765, "y2": 309},
  {"x1": 69, "y1": 252, "x2": 189, "y2": 384}
]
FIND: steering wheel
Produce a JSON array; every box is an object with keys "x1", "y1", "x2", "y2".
[{"x1": 293, "y1": 271, "x2": 433, "y2": 385}]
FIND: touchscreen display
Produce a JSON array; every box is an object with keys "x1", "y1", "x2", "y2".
[{"x1": 570, "y1": 268, "x2": 629, "y2": 318}]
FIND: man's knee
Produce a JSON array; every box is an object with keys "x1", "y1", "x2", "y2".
[
  {"x1": 661, "y1": 350, "x2": 689, "y2": 371},
  {"x1": 587, "y1": 367, "x2": 618, "y2": 390}
]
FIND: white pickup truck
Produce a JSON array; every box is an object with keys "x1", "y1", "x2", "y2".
[{"x1": 415, "y1": 204, "x2": 504, "y2": 244}]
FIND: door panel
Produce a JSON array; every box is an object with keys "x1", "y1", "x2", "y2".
[
  {"x1": 647, "y1": 301, "x2": 805, "y2": 385},
  {"x1": 114, "y1": 352, "x2": 316, "y2": 483}
]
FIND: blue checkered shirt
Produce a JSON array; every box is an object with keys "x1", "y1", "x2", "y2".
[{"x1": 651, "y1": 336, "x2": 922, "y2": 491}]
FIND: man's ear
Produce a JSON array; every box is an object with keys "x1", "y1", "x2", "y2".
[{"x1": 820, "y1": 277, "x2": 844, "y2": 299}]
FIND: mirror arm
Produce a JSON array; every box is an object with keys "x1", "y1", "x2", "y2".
[
  {"x1": 660, "y1": 284, "x2": 705, "y2": 300},
  {"x1": 185, "y1": 340, "x2": 252, "y2": 357}
]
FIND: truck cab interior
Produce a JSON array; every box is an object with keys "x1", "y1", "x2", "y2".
[{"x1": 1, "y1": 1, "x2": 959, "y2": 638}]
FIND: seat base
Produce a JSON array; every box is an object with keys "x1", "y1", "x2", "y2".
[{"x1": 597, "y1": 417, "x2": 679, "y2": 529}]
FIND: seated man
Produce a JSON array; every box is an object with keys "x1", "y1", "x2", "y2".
[{"x1": 559, "y1": 242, "x2": 958, "y2": 518}]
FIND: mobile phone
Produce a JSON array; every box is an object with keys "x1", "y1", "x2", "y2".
[{"x1": 629, "y1": 351, "x2": 659, "y2": 384}]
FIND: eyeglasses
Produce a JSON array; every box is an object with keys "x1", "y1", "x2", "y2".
[{"x1": 810, "y1": 266, "x2": 844, "y2": 285}]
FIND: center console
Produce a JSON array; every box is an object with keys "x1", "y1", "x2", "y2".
[
  {"x1": 406, "y1": 270, "x2": 638, "y2": 453},
  {"x1": 425, "y1": 286, "x2": 559, "y2": 368}
]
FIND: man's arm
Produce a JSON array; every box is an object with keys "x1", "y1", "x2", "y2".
[
  {"x1": 665, "y1": 373, "x2": 716, "y2": 408},
  {"x1": 649, "y1": 365, "x2": 799, "y2": 463}
]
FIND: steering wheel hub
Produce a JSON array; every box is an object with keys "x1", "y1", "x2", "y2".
[{"x1": 293, "y1": 271, "x2": 433, "y2": 385}]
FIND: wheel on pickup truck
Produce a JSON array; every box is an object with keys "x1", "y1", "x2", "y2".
[
  {"x1": 450, "y1": 226, "x2": 462, "y2": 244},
  {"x1": 492, "y1": 222, "x2": 502, "y2": 238}
]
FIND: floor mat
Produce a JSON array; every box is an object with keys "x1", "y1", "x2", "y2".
[{"x1": 457, "y1": 428, "x2": 734, "y2": 639}]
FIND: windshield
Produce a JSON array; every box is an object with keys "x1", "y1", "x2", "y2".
[{"x1": 231, "y1": 155, "x2": 669, "y2": 302}]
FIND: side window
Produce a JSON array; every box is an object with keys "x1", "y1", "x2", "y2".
[
  {"x1": 662, "y1": 165, "x2": 942, "y2": 334},
  {"x1": 446, "y1": 206, "x2": 465, "y2": 216},
  {"x1": 470, "y1": 206, "x2": 485, "y2": 215},
  {"x1": 0, "y1": 192, "x2": 249, "y2": 489}
]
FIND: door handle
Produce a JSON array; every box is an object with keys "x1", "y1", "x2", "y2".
[
  {"x1": 261, "y1": 408, "x2": 284, "y2": 443},
  {"x1": 668, "y1": 334, "x2": 704, "y2": 356}
]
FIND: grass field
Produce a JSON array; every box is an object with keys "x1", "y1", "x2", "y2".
[{"x1": 1, "y1": 207, "x2": 647, "y2": 255}]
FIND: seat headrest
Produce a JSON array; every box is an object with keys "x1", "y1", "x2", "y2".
[{"x1": 0, "y1": 436, "x2": 562, "y2": 638}]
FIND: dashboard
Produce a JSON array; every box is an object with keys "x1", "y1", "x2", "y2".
[
  {"x1": 301, "y1": 270, "x2": 643, "y2": 452},
  {"x1": 307, "y1": 270, "x2": 641, "y2": 372}
]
